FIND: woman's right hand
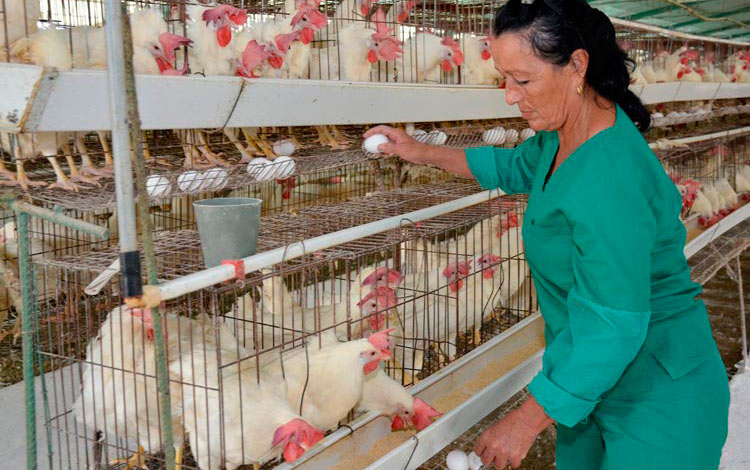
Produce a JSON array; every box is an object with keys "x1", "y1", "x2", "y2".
[{"x1": 363, "y1": 125, "x2": 429, "y2": 165}]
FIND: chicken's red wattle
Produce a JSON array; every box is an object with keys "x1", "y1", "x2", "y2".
[
  {"x1": 216, "y1": 25, "x2": 232, "y2": 47},
  {"x1": 481, "y1": 50, "x2": 491, "y2": 60}
]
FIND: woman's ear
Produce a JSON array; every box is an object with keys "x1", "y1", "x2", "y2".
[{"x1": 570, "y1": 49, "x2": 589, "y2": 79}]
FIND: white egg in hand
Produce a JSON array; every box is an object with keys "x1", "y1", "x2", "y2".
[
  {"x1": 363, "y1": 134, "x2": 390, "y2": 154},
  {"x1": 247, "y1": 157, "x2": 275, "y2": 181},
  {"x1": 273, "y1": 139, "x2": 296, "y2": 157},
  {"x1": 446, "y1": 450, "x2": 469, "y2": 470},
  {"x1": 177, "y1": 171, "x2": 203, "y2": 193},
  {"x1": 272, "y1": 156, "x2": 296, "y2": 179},
  {"x1": 146, "y1": 175, "x2": 171, "y2": 198},
  {"x1": 467, "y1": 451, "x2": 483, "y2": 470}
]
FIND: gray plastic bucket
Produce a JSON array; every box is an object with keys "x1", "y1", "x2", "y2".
[{"x1": 193, "y1": 197, "x2": 263, "y2": 268}]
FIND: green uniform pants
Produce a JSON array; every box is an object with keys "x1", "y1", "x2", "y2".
[{"x1": 555, "y1": 343, "x2": 729, "y2": 470}]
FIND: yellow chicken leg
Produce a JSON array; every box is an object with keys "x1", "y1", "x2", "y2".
[
  {"x1": 109, "y1": 444, "x2": 147, "y2": 470},
  {"x1": 46, "y1": 156, "x2": 80, "y2": 192},
  {"x1": 195, "y1": 130, "x2": 230, "y2": 166},
  {"x1": 1, "y1": 160, "x2": 46, "y2": 190},
  {"x1": 175, "y1": 445, "x2": 183, "y2": 470}
]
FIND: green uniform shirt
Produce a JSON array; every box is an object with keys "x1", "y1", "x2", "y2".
[{"x1": 465, "y1": 105, "x2": 704, "y2": 427}]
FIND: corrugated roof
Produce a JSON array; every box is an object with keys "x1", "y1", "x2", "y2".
[{"x1": 590, "y1": 0, "x2": 750, "y2": 43}]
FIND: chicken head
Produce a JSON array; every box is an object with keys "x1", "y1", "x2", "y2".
[
  {"x1": 442, "y1": 259, "x2": 472, "y2": 292},
  {"x1": 236, "y1": 39, "x2": 271, "y2": 78},
  {"x1": 480, "y1": 35, "x2": 492, "y2": 60},
  {"x1": 272, "y1": 418, "x2": 324, "y2": 462},
  {"x1": 476, "y1": 253, "x2": 502, "y2": 279},
  {"x1": 155, "y1": 32, "x2": 191, "y2": 75},
  {"x1": 367, "y1": 9, "x2": 403, "y2": 63},
  {"x1": 440, "y1": 36, "x2": 464, "y2": 71},
  {"x1": 357, "y1": 286, "x2": 398, "y2": 331},
  {"x1": 361, "y1": 266, "x2": 403, "y2": 288},
  {"x1": 362, "y1": 328, "x2": 394, "y2": 374},
  {"x1": 202, "y1": 4, "x2": 248, "y2": 47},
  {"x1": 290, "y1": 5, "x2": 327, "y2": 45}
]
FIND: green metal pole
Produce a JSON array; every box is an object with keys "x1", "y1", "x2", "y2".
[
  {"x1": 17, "y1": 210, "x2": 36, "y2": 470},
  {"x1": 119, "y1": 5, "x2": 175, "y2": 468}
]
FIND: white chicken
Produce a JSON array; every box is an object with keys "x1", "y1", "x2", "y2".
[
  {"x1": 461, "y1": 34, "x2": 501, "y2": 85},
  {"x1": 74, "y1": 307, "x2": 243, "y2": 469},
  {"x1": 356, "y1": 367, "x2": 441, "y2": 431},
  {"x1": 398, "y1": 32, "x2": 463, "y2": 83},
  {"x1": 230, "y1": 266, "x2": 400, "y2": 348},
  {"x1": 262, "y1": 329, "x2": 394, "y2": 431},
  {"x1": 309, "y1": 9, "x2": 403, "y2": 82},
  {"x1": 0, "y1": 0, "x2": 39, "y2": 62},
  {"x1": 175, "y1": 336, "x2": 324, "y2": 469},
  {"x1": 735, "y1": 165, "x2": 750, "y2": 194}
]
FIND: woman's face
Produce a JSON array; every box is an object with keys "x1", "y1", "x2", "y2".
[{"x1": 490, "y1": 32, "x2": 581, "y2": 132}]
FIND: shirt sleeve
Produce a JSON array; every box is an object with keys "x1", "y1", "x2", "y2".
[
  {"x1": 528, "y1": 167, "x2": 656, "y2": 427},
  {"x1": 464, "y1": 132, "x2": 547, "y2": 194}
]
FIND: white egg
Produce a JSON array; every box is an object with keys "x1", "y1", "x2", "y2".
[
  {"x1": 467, "y1": 451, "x2": 483, "y2": 470},
  {"x1": 520, "y1": 128, "x2": 536, "y2": 141},
  {"x1": 177, "y1": 170, "x2": 203, "y2": 193},
  {"x1": 413, "y1": 129, "x2": 427, "y2": 136},
  {"x1": 273, "y1": 139, "x2": 296, "y2": 157},
  {"x1": 271, "y1": 156, "x2": 296, "y2": 179},
  {"x1": 413, "y1": 132, "x2": 432, "y2": 144},
  {"x1": 201, "y1": 168, "x2": 229, "y2": 191},
  {"x1": 146, "y1": 175, "x2": 171, "y2": 198},
  {"x1": 482, "y1": 127, "x2": 506, "y2": 145},
  {"x1": 652, "y1": 112, "x2": 664, "y2": 118},
  {"x1": 247, "y1": 157, "x2": 275, "y2": 181},
  {"x1": 446, "y1": 450, "x2": 469, "y2": 470},
  {"x1": 428, "y1": 130, "x2": 448, "y2": 146},
  {"x1": 364, "y1": 134, "x2": 390, "y2": 154},
  {"x1": 504, "y1": 128, "x2": 520, "y2": 145}
]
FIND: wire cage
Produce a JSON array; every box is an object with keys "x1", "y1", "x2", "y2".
[{"x1": 33, "y1": 180, "x2": 536, "y2": 470}]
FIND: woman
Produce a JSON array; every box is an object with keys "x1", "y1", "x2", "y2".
[{"x1": 364, "y1": 0, "x2": 729, "y2": 468}]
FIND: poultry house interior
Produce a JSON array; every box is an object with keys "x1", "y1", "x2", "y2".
[{"x1": 0, "y1": 0, "x2": 750, "y2": 469}]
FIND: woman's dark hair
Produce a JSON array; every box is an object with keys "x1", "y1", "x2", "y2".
[{"x1": 493, "y1": 0, "x2": 650, "y2": 131}]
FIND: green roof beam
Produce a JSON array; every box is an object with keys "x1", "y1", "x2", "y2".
[
  {"x1": 724, "y1": 30, "x2": 750, "y2": 39},
  {"x1": 671, "y1": 6, "x2": 750, "y2": 29},
  {"x1": 628, "y1": 5, "x2": 683, "y2": 21},
  {"x1": 697, "y1": 24, "x2": 748, "y2": 36}
]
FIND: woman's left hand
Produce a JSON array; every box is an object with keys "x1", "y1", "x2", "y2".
[{"x1": 473, "y1": 397, "x2": 553, "y2": 468}]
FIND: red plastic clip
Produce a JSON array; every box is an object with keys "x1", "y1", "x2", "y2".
[{"x1": 221, "y1": 259, "x2": 246, "y2": 281}]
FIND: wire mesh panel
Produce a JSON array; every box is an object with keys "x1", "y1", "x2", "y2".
[{"x1": 32, "y1": 181, "x2": 536, "y2": 469}]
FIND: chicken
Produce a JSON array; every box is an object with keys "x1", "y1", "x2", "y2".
[
  {"x1": 331, "y1": 0, "x2": 374, "y2": 32},
  {"x1": 286, "y1": 2, "x2": 328, "y2": 79},
  {"x1": 461, "y1": 34, "x2": 501, "y2": 85},
  {"x1": 230, "y1": 267, "x2": 399, "y2": 349},
  {"x1": 398, "y1": 32, "x2": 463, "y2": 83},
  {"x1": 0, "y1": 0, "x2": 40, "y2": 62},
  {"x1": 356, "y1": 367, "x2": 441, "y2": 431},
  {"x1": 310, "y1": 9, "x2": 402, "y2": 82},
  {"x1": 735, "y1": 165, "x2": 750, "y2": 196},
  {"x1": 394, "y1": 243, "x2": 524, "y2": 373},
  {"x1": 262, "y1": 329, "x2": 394, "y2": 431},
  {"x1": 74, "y1": 307, "x2": 244, "y2": 469},
  {"x1": 175, "y1": 332, "x2": 323, "y2": 469}
]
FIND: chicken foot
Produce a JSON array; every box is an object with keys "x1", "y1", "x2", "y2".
[
  {"x1": 328, "y1": 125, "x2": 351, "y2": 147},
  {"x1": 0, "y1": 160, "x2": 47, "y2": 190},
  {"x1": 195, "y1": 130, "x2": 231, "y2": 166},
  {"x1": 109, "y1": 444, "x2": 147, "y2": 470},
  {"x1": 47, "y1": 156, "x2": 81, "y2": 192},
  {"x1": 177, "y1": 130, "x2": 210, "y2": 170},
  {"x1": 62, "y1": 143, "x2": 101, "y2": 186},
  {"x1": 242, "y1": 127, "x2": 277, "y2": 159},
  {"x1": 223, "y1": 127, "x2": 254, "y2": 163},
  {"x1": 75, "y1": 134, "x2": 112, "y2": 178}
]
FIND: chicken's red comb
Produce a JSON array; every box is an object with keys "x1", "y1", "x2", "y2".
[
  {"x1": 368, "y1": 328, "x2": 395, "y2": 352},
  {"x1": 202, "y1": 4, "x2": 248, "y2": 26},
  {"x1": 361, "y1": 267, "x2": 403, "y2": 286},
  {"x1": 275, "y1": 30, "x2": 301, "y2": 52},
  {"x1": 412, "y1": 398, "x2": 441, "y2": 430},
  {"x1": 290, "y1": 5, "x2": 327, "y2": 30},
  {"x1": 158, "y1": 32, "x2": 192, "y2": 62}
]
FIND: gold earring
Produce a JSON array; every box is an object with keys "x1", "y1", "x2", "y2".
[{"x1": 577, "y1": 83, "x2": 584, "y2": 95}]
